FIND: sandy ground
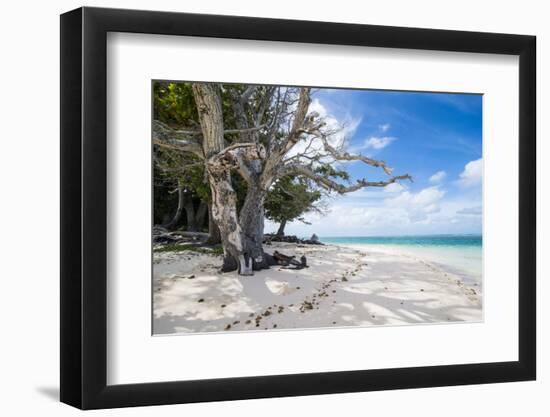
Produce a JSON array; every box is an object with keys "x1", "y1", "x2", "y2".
[{"x1": 153, "y1": 242, "x2": 482, "y2": 334}]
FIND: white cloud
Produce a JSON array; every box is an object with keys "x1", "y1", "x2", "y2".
[
  {"x1": 456, "y1": 206, "x2": 482, "y2": 215},
  {"x1": 386, "y1": 186, "x2": 444, "y2": 208},
  {"x1": 266, "y1": 188, "x2": 482, "y2": 237},
  {"x1": 378, "y1": 123, "x2": 391, "y2": 132},
  {"x1": 429, "y1": 170, "x2": 447, "y2": 184},
  {"x1": 385, "y1": 186, "x2": 446, "y2": 223},
  {"x1": 362, "y1": 136, "x2": 396, "y2": 150},
  {"x1": 457, "y1": 158, "x2": 483, "y2": 187},
  {"x1": 383, "y1": 182, "x2": 405, "y2": 193}
]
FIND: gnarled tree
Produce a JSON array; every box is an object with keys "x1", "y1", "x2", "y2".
[{"x1": 153, "y1": 83, "x2": 411, "y2": 275}]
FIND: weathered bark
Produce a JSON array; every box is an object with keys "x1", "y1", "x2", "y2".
[
  {"x1": 164, "y1": 186, "x2": 185, "y2": 230},
  {"x1": 276, "y1": 220, "x2": 287, "y2": 237},
  {"x1": 272, "y1": 251, "x2": 308, "y2": 269},
  {"x1": 205, "y1": 203, "x2": 221, "y2": 245},
  {"x1": 227, "y1": 87, "x2": 273, "y2": 271},
  {"x1": 193, "y1": 83, "x2": 253, "y2": 275},
  {"x1": 239, "y1": 184, "x2": 269, "y2": 270},
  {"x1": 209, "y1": 171, "x2": 252, "y2": 274}
]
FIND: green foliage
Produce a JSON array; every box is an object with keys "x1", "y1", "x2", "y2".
[
  {"x1": 154, "y1": 82, "x2": 197, "y2": 125},
  {"x1": 314, "y1": 165, "x2": 350, "y2": 181},
  {"x1": 265, "y1": 176, "x2": 322, "y2": 224},
  {"x1": 153, "y1": 82, "x2": 248, "y2": 205},
  {"x1": 185, "y1": 165, "x2": 211, "y2": 201},
  {"x1": 153, "y1": 81, "x2": 211, "y2": 214}
]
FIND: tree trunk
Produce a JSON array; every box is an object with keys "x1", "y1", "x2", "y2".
[
  {"x1": 205, "y1": 203, "x2": 221, "y2": 245},
  {"x1": 276, "y1": 220, "x2": 287, "y2": 237},
  {"x1": 193, "y1": 83, "x2": 252, "y2": 275},
  {"x1": 161, "y1": 214, "x2": 171, "y2": 226},
  {"x1": 164, "y1": 186, "x2": 184, "y2": 230},
  {"x1": 184, "y1": 198, "x2": 197, "y2": 232},
  {"x1": 239, "y1": 185, "x2": 270, "y2": 270},
  {"x1": 195, "y1": 201, "x2": 208, "y2": 231},
  {"x1": 209, "y1": 171, "x2": 252, "y2": 275}
]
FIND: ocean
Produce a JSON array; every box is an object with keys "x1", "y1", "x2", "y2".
[{"x1": 320, "y1": 235, "x2": 482, "y2": 284}]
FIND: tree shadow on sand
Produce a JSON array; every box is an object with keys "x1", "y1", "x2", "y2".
[
  {"x1": 153, "y1": 278, "x2": 481, "y2": 334},
  {"x1": 153, "y1": 245, "x2": 481, "y2": 334}
]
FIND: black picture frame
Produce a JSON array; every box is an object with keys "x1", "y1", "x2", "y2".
[{"x1": 60, "y1": 6, "x2": 536, "y2": 410}]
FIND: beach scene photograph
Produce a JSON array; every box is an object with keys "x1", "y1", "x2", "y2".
[{"x1": 152, "y1": 81, "x2": 482, "y2": 335}]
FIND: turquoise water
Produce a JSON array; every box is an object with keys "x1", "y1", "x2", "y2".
[
  {"x1": 321, "y1": 235, "x2": 482, "y2": 283},
  {"x1": 321, "y1": 235, "x2": 481, "y2": 247}
]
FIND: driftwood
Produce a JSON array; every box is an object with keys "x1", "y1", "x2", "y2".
[
  {"x1": 153, "y1": 226, "x2": 208, "y2": 245},
  {"x1": 221, "y1": 250, "x2": 307, "y2": 273},
  {"x1": 272, "y1": 251, "x2": 308, "y2": 269},
  {"x1": 263, "y1": 233, "x2": 323, "y2": 246}
]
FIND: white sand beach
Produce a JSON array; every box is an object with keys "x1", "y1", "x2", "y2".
[{"x1": 153, "y1": 242, "x2": 482, "y2": 334}]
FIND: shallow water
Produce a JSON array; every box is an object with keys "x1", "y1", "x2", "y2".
[{"x1": 321, "y1": 235, "x2": 482, "y2": 284}]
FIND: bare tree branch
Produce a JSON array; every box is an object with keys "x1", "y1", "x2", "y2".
[
  {"x1": 281, "y1": 88, "x2": 312, "y2": 154},
  {"x1": 153, "y1": 120, "x2": 202, "y2": 135},
  {"x1": 240, "y1": 85, "x2": 256, "y2": 104},
  {"x1": 287, "y1": 121, "x2": 398, "y2": 176},
  {"x1": 229, "y1": 88, "x2": 256, "y2": 144},
  {"x1": 316, "y1": 132, "x2": 395, "y2": 175},
  {"x1": 282, "y1": 163, "x2": 412, "y2": 194},
  {"x1": 208, "y1": 142, "x2": 266, "y2": 174},
  {"x1": 255, "y1": 86, "x2": 275, "y2": 126},
  {"x1": 152, "y1": 120, "x2": 204, "y2": 158},
  {"x1": 224, "y1": 124, "x2": 267, "y2": 136}
]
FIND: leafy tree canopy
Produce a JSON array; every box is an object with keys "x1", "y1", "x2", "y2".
[{"x1": 265, "y1": 176, "x2": 322, "y2": 226}]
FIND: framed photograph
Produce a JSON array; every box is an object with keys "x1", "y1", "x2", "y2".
[{"x1": 60, "y1": 6, "x2": 536, "y2": 409}]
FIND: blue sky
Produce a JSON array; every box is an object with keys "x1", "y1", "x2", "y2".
[{"x1": 265, "y1": 88, "x2": 483, "y2": 237}]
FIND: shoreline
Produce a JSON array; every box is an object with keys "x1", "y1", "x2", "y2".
[
  {"x1": 335, "y1": 242, "x2": 482, "y2": 287},
  {"x1": 153, "y1": 242, "x2": 482, "y2": 334}
]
